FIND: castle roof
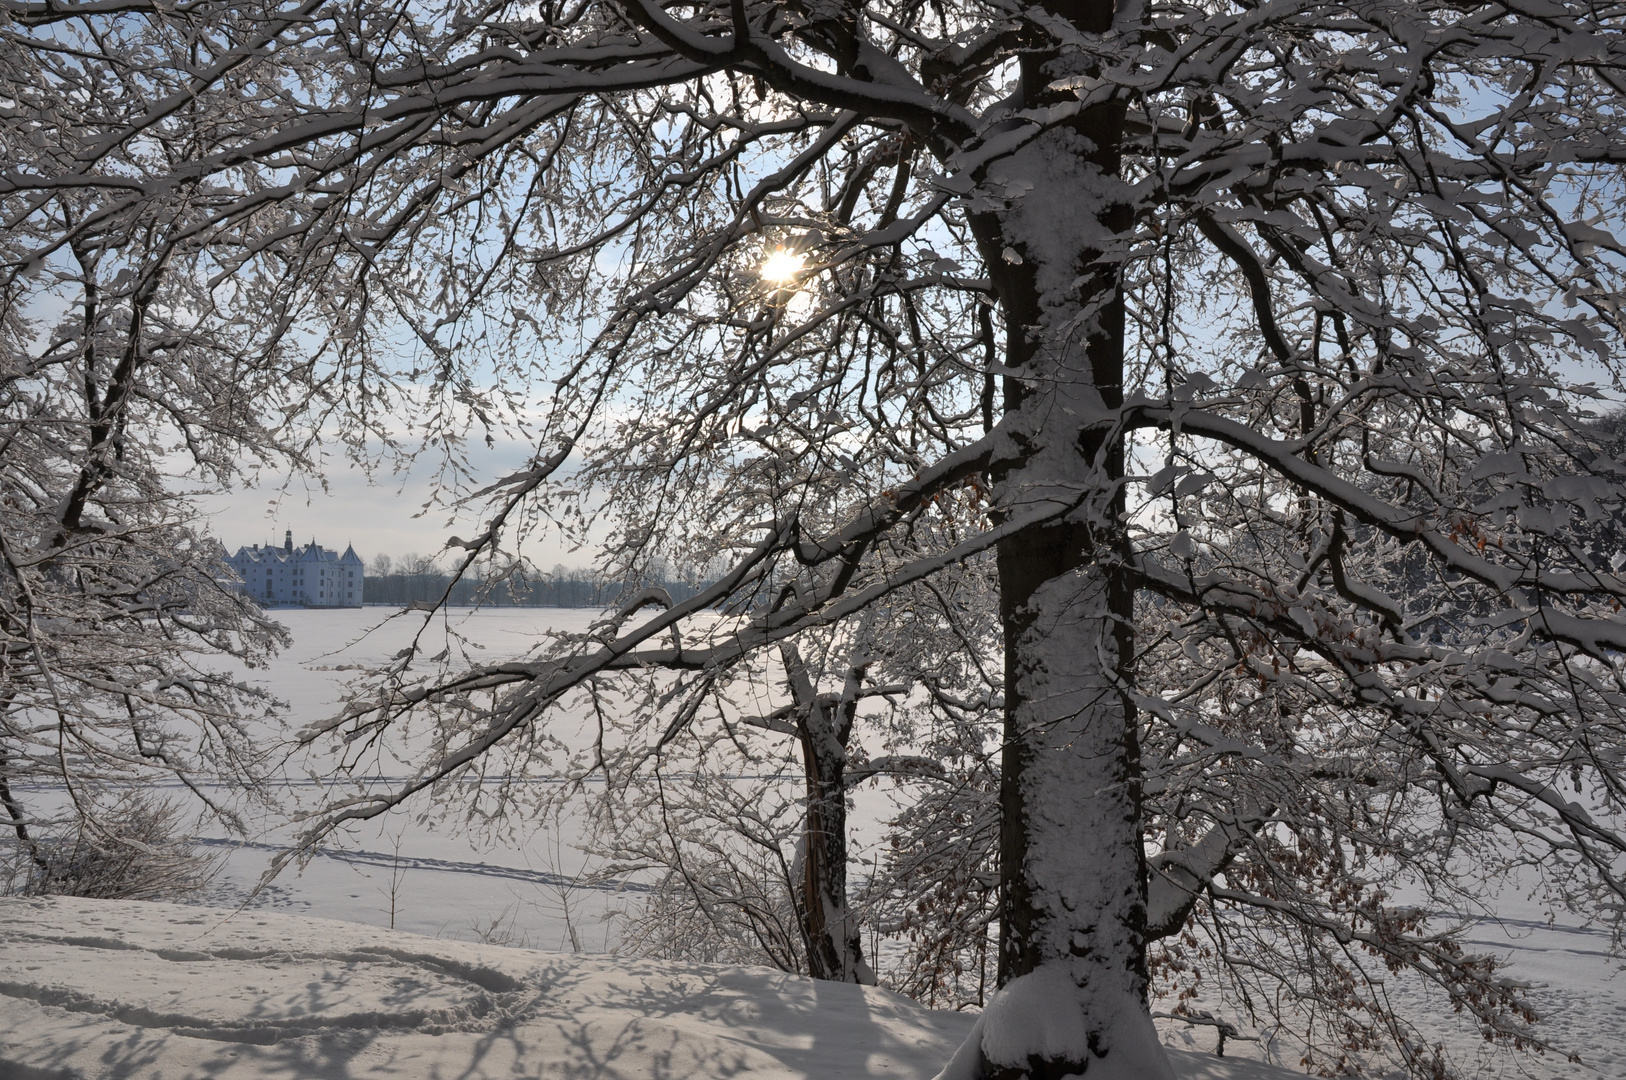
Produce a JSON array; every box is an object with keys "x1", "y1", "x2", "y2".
[{"x1": 228, "y1": 541, "x2": 355, "y2": 566}]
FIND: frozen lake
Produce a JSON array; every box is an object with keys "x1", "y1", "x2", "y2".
[
  {"x1": 194, "y1": 607, "x2": 730, "y2": 953},
  {"x1": 156, "y1": 607, "x2": 895, "y2": 960}
]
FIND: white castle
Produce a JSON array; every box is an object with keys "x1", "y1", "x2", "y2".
[{"x1": 226, "y1": 530, "x2": 364, "y2": 608}]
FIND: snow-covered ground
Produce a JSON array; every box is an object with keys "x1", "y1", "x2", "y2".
[
  {"x1": 6, "y1": 609, "x2": 1623, "y2": 1078},
  {"x1": 0, "y1": 895, "x2": 1302, "y2": 1080}
]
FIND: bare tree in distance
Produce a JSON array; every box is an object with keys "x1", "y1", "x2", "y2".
[
  {"x1": 396, "y1": 553, "x2": 441, "y2": 578},
  {"x1": 6, "y1": 2, "x2": 1626, "y2": 1077}
]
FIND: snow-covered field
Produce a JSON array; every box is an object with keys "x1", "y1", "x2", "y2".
[
  {"x1": 0, "y1": 895, "x2": 1299, "y2": 1080},
  {"x1": 6, "y1": 608, "x2": 1623, "y2": 1078}
]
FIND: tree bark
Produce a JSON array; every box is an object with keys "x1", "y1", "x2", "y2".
[
  {"x1": 781, "y1": 644, "x2": 875, "y2": 984},
  {"x1": 957, "y1": 12, "x2": 1172, "y2": 1074}
]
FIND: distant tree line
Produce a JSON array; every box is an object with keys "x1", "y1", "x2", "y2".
[{"x1": 360, "y1": 554, "x2": 711, "y2": 608}]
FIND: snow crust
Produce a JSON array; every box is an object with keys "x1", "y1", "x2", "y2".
[{"x1": 0, "y1": 896, "x2": 1302, "y2": 1080}]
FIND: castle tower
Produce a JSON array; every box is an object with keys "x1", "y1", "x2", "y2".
[{"x1": 224, "y1": 533, "x2": 364, "y2": 609}]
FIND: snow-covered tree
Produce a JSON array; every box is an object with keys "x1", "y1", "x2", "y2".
[
  {"x1": 0, "y1": 8, "x2": 304, "y2": 895},
  {"x1": 578, "y1": 594, "x2": 967, "y2": 986},
  {"x1": 0, "y1": 229, "x2": 287, "y2": 891},
  {"x1": 8, "y1": 1, "x2": 1626, "y2": 1076}
]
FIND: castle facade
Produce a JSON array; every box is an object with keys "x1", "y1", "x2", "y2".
[{"x1": 226, "y1": 530, "x2": 364, "y2": 608}]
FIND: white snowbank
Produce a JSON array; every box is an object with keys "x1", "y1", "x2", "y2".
[
  {"x1": 0, "y1": 896, "x2": 1302, "y2": 1080},
  {"x1": 948, "y1": 964, "x2": 1174, "y2": 1080}
]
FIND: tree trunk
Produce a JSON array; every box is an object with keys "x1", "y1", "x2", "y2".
[
  {"x1": 781, "y1": 644, "x2": 875, "y2": 984},
  {"x1": 0, "y1": 749, "x2": 47, "y2": 874},
  {"x1": 951, "y1": 19, "x2": 1174, "y2": 1076}
]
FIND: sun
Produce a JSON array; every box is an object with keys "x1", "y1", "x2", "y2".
[{"x1": 760, "y1": 249, "x2": 804, "y2": 285}]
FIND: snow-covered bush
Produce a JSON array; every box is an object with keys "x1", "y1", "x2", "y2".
[{"x1": 2, "y1": 792, "x2": 218, "y2": 902}]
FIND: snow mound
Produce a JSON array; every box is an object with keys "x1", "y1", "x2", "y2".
[{"x1": 0, "y1": 896, "x2": 1299, "y2": 1079}]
